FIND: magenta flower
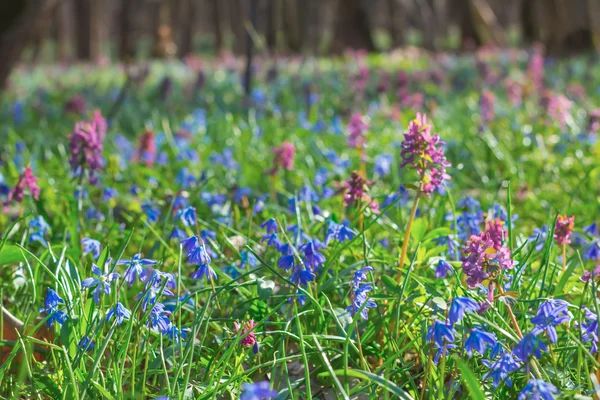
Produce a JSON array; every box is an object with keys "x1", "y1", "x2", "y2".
[
  {"x1": 461, "y1": 232, "x2": 514, "y2": 289},
  {"x1": 347, "y1": 113, "x2": 368, "y2": 149},
  {"x1": 543, "y1": 92, "x2": 572, "y2": 130},
  {"x1": 5, "y1": 166, "x2": 40, "y2": 209},
  {"x1": 554, "y1": 215, "x2": 574, "y2": 245},
  {"x1": 587, "y1": 109, "x2": 600, "y2": 135},
  {"x1": 485, "y1": 218, "x2": 506, "y2": 250},
  {"x1": 269, "y1": 141, "x2": 295, "y2": 175},
  {"x1": 68, "y1": 110, "x2": 107, "y2": 184},
  {"x1": 343, "y1": 171, "x2": 379, "y2": 214},
  {"x1": 527, "y1": 50, "x2": 544, "y2": 92},
  {"x1": 400, "y1": 113, "x2": 451, "y2": 196},
  {"x1": 234, "y1": 320, "x2": 259, "y2": 354},
  {"x1": 479, "y1": 90, "x2": 496, "y2": 125},
  {"x1": 64, "y1": 94, "x2": 87, "y2": 115}
]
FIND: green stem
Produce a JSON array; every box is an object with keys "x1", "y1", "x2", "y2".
[{"x1": 397, "y1": 190, "x2": 422, "y2": 283}]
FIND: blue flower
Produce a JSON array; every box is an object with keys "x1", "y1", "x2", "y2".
[
  {"x1": 426, "y1": 320, "x2": 455, "y2": 348},
  {"x1": 324, "y1": 221, "x2": 356, "y2": 246},
  {"x1": 106, "y1": 302, "x2": 131, "y2": 325},
  {"x1": 584, "y1": 240, "x2": 600, "y2": 261},
  {"x1": 169, "y1": 227, "x2": 188, "y2": 241},
  {"x1": 165, "y1": 326, "x2": 191, "y2": 343},
  {"x1": 175, "y1": 206, "x2": 196, "y2": 227},
  {"x1": 513, "y1": 332, "x2": 548, "y2": 362},
  {"x1": 28, "y1": 216, "x2": 51, "y2": 246},
  {"x1": 465, "y1": 326, "x2": 497, "y2": 357},
  {"x1": 118, "y1": 254, "x2": 157, "y2": 285},
  {"x1": 240, "y1": 250, "x2": 257, "y2": 269},
  {"x1": 382, "y1": 186, "x2": 409, "y2": 209},
  {"x1": 191, "y1": 263, "x2": 217, "y2": 282},
  {"x1": 102, "y1": 187, "x2": 118, "y2": 202},
  {"x1": 148, "y1": 303, "x2": 172, "y2": 333},
  {"x1": 39, "y1": 288, "x2": 67, "y2": 327},
  {"x1": 137, "y1": 270, "x2": 175, "y2": 311},
  {"x1": 458, "y1": 196, "x2": 481, "y2": 211},
  {"x1": 448, "y1": 297, "x2": 479, "y2": 326},
  {"x1": 346, "y1": 283, "x2": 377, "y2": 320},
  {"x1": 530, "y1": 299, "x2": 570, "y2": 343},
  {"x1": 435, "y1": 259, "x2": 453, "y2": 278},
  {"x1": 81, "y1": 263, "x2": 120, "y2": 304},
  {"x1": 486, "y1": 353, "x2": 520, "y2": 387},
  {"x1": 352, "y1": 266, "x2": 373, "y2": 289},
  {"x1": 277, "y1": 254, "x2": 295, "y2": 270},
  {"x1": 585, "y1": 222, "x2": 599, "y2": 236},
  {"x1": 299, "y1": 239, "x2": 326, "y2": 271},
  {"x1": 78, "y1": 336, "x2": 94, "y2": 352},
  {"x1": 518, "y1": 379, "x2": 558, "y2": 400},
  {"x1": 81, "y1": 238, "x2": 101, "y2": 259},
  {"x1": 260, "y1": 218, "x2": 278, "y2": 234},
  {"x1": 142, "y1": 203, "x2": 161, "y2": 223},
  {"x1": 261, "y1": 233, "x2": 281, "y2": 248},
  {"x1": 579, "y1": 307, "x2": 598, "y2": 353},
  {"x1": 240, "y1": 381, "x2": 277, "y2": 400},
  {"x1": 529, "y1": 226, "x2": 548, "y2": 252},
  {"x1": 373, "y1": 153, "x2": 393, "y2": 177}
]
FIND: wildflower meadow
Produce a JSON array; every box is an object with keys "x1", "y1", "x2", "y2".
[{"x1": 1, "y1": 49, "x2": 600, "y2": 399}]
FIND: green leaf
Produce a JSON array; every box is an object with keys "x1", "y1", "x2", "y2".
[
  {"x1": 454, "y1": 357, "x2": 487, "y2": 399},
  {"x1": 0, "y1": 244, "x2": 26, "y2": 266},
  {"x1": 423, "y1": 227, "x2": 452, "y2": 242},
  {"x1": 410, "y1": 218, "x2": 427, "y2": 242},
  {"x1": 381, "y1": 275, "x2": 403, "y2": 296},
  {"x1": 321, "y1": 369, "x2": 413, "y2": 399}
]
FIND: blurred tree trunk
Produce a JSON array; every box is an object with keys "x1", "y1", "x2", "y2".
[
  {"x1": 212, "y1": 0, "x2": 223, "y2": 53},
  {"x1": 177, "y1": 0, "x2": 195, "y2": 56},
  {"x1": 230, "y1": 0, "x2": 247, "y2": 54},
  {"x1": 332, "y1": 0, "x2": 374, "y2": 53},
  {"x1": 119, "y1": 0, "x2": 134, "y2": 60},
  {"x1": 265, "y1": 0, "x2": 276, "y2": 51},
  {"x1": 55, "y1": 0, "x2": 72, "y2": 61},
  {"x1": 0, "y1": 0, "x2": 51, "y2": 88},
  {"x1": 283, "y1": 0, "x2": 302, "y2": 52},
  {"x1": 451, "y1": 0, "x2": 482, "y2": 48},
  {"x1": 74, "y1": 0, "x2": 91, "y2": 59},
  {"x1": 90, "y1": 0, "x2": 106, "y2": 62},
  {"x1": 387, "y1": 0, "x2": 404, "y2": 48}
]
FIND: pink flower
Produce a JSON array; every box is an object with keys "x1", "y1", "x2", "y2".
[
  {"x1": 461, "y1": 232, "x2": 514, "y2": 288},
  {"x1": 543, "y1": 92, "x2": 572, "y2": 130},
  {"x1": 343, "y1": 171, "x2": 379, "y2": 214},
  {"x1": 505, "y1": 79, "x2": 523, "y2": 106},
  {"x1": 485, "y1": 218, "x2": 506, "y2": 250},
  {"x1": 400, "y1": 113, "x2": 451, "y2": 196},
  {"x1": 581, "y1": 265, "x2": 600, "y2": 283},
  {"x1": 527, "y1": 50, "x2": 544, "y2": 92},
  {"x1": 64, "y1": 94, "x2": 87, "y2": 115},
  {"x1": 68, "y1": 110, "x2": 106, "y2": 184},
  {"x1": 554, "y1": 215, "x2": 574, "y2": 245},
  {"x1": 347, "y1": 113, "x2": 368, "y2": 149},
  {"x1": 5, "y1": 166, "x2": 40, "y2": 208},
  {"x1": 269, "y1": 141, "x2": 295, "y2": 175},
  {"x1": 587, "y1": 109, "x2": 600, "y2": 135},
  {"x1": 234, "y1": 320, "x2": 259, "y2": 353}
]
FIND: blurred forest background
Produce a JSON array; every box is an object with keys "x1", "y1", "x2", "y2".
[{"x1": 1, "y1": 0, "x2": 600, "y2": 88}]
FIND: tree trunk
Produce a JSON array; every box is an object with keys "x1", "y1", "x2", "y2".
[
  {"x1": 90, "y1": 0, "x2": 106, "y2": 62},
  {"x1": 212, "y1": 0, "x2": 223, "y2": 53},
  {"x1": 178, "y1": 0, "x2": 195, "y2": 56},
  {"x1": 332, "y1": 0, "x2": 374, "y2": 53},
  {"x1": 55, "y1": 0, "x2": 72, "y2": 61},
  {"x1": 0, "y1": 0, "x2": 50, "y2": 89},
  {"x1": 119, "y1": 0, "x2": 134, "y2": 60},
  {"x1": 387, "y1": 0, "x2": 404, "y2": 48},
  {"x1": 74, "y1": 0, "x2": 91, "y2": 59},
  {"x1": 283, "y1": 0, "x2": 303, "y2": 52}
]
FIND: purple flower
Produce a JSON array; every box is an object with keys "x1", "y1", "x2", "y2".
[
  {"x1": 435, "y1": 259, "x2": 453, "y2": 278},
  {"x1": 28, "y1": 216, "x2": 51, "y2": 246},
  {"x1": 78, "y1": 336, "x2": 94, "y2": 352},
  {"x1": 465, "y1": 326, "x2": 497, "y2": 357},
  {"x1": 118, "y1": 254, "x2": 157, "y2": 285},
  {"x1": 191, "y1": 262, "x2": 217, "y2": 281},
  {"x1": 165, "y1": 326, "x2": 191, "y2": 343},
  {"x1": 479, "y1": 90, "x2": 496, "y2": 125},
  {"x1": 343, "y1": 171, "x2": 379, "y2": 214},
  {"x1": 39, "y1": 288, "x2": 67, "y2": 327},
  {"x1": 106, "y1": 302, "x2": 131, "y2": 325},
  {"x1": 68, "y1": 110, "x2": 106, "y2": 184},
  {"x1": 426, "y1": 320, "x2": 455, "y2": 348},
  {"x1": 347, "y1": 113, "x2": 368, "y2": 149},
  {"x1": 299, "y1": 239, "x2": 326, "y2": 271},
  {"x1": 81, "y1": 263, "x2": 120, "y2": 304},
  {"x1": 461, "y1": 232, "x2": 514, "y2": 288},
  {"x1": 579, "y1": 307, "x2": 598, "y2": 353},
  {"x1": 518, "y1": 379, "x2": 558, "y2": 400},
  {"x1": 136, "y1": 270, "x2": 175, "y2": 311},
  {"x1": 346, "y1": 283, "x2": 377, "y2": 320},
  {"x1": 5, "y1": 166, "x2": 40, "y2": 209},
  {"x1": 529, "y1": 226, "x2": 548, "y2": 252},
  {"x1": 448, "y1": 297, "x2": 479, "y2": 326},
  {"x1": 102, "y1": 187, "x2": 118, "y2": 202},
  {"x1": 81, "y1": 237, "x2": 101, "y2": 259},
  {"x1": 400, "y1": 113, "x2": 451, "y2": 196},
  {"x1": 513, "y1": 332, "x2": 547, "y2": 362},
  {"x1": 531, "y1": 300, "x2": 570, "y2": 343},
  {"x1": 240, "y1": 381, "x2": 277, "y2": 400},
  {"x1": 142, "y1": 203, "x2": 161, "y2": 224},
  {"x1": 269, "y1": 142, "x2": 295, "y2": 175}
]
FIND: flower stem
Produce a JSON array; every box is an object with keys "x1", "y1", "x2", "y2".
[
  {"x1": 562, "y1": 242, "x2": 567, "y2": 272},
  {"x1": 397, "y1": 190, "x2": 422, "y2": 283},
  {"x1": 420, "y1": 348, "x2": 433, "y2": 400}
]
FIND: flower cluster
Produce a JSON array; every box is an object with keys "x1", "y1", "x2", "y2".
[
  {"x1": 462, "y1": 231, "x2": 514, "y2": 290},
  {"x1": 554, "y1": 215, "x2": 574, "y2": 245},
  {"x1": 343, "y1": 171, "x2": 379, "y2": 213},
  {"x1": 269, "y1": 141, "x2": 295, "y2": 175},
  {"x1": 479, "y1": 90, "x2": 496, "y2": 126},
  {"x1": 346, "y1": 266, "x2": 376, "y2": 320},
  {"x1": 347, "y1": 113, "x2": 368, "y2": 149},
  {"x1": 68, "y1": 110, "x2": 107, "y2": 184},
  {"x1": 400, "y1": 113, "x2": 451, "y2": 196},
  {"x1": 4, "y1": 166, "x2": 40, "y2": 209},
  {"x1": 234, "y1": 320, "x2": 259, "y2": 354},
  {"x1": 39, "y1": 289, "x2": 68, "y2": 327}
]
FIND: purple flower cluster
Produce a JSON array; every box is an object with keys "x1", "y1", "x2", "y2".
[
  {"x1": 554, "y1": 215, "x2": 574, "y2": 245},
  {"x1": 68, "y1": 110, "x2": 107, "y2": 184},
  {"x1": 346, "y1": 266, "x2": 376, "y2": 320},
  {"x1": 462, "y1": 231, "x2": 514, "y2": 289},
  {"x1": 269, "y1": 141, "x2": 295, "y2": 175},
  {"x1": 343, "y1": 171, "x2": 379, "y2": 214},
  {"x1": 400, "y1": 113, "x2": 451, "y2": 196},
  {"x1": 5, "y1": 166, "x2": 40, "y2": 209},
  {"x1": 347, "y1": 113, "x2": 368, "y2": 149}
]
